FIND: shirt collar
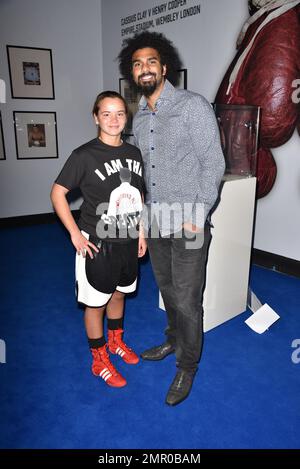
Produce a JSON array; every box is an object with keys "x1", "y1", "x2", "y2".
[{"x1": 138, "y1": 79, "x2": 176, "y2": 110}]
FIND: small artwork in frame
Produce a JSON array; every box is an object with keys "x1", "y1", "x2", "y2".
[
  {"x1": 7, "y1": 45, "x2": 55, "y2": 99},
  {"x1": 119, "y1": 78, "x2": 141, "y2": 136},
  {"x1": 0, "y1": 112, "x2": 6, "y2": 160},
  {"x1": 27, "y1": 123, "x2": 46, "y2": 147},
  {"x1": 119, "y1": 68, "x2": 187, "y2": 136},
  {"x1": 14, "y1": 111, "x2": 58, "y2": 160},
  {"x1": 175, "y1": 68, "x2": 187, "y2": 90},
  {"x1": 23, "y1": 62, "x2": 41, "y2": 85}
]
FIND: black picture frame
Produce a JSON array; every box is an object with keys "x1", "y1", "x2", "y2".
[
  {"x1": 7, "y1": 45, "x2": 55, "y2": 99},
  {"x1": 118, "y1": 78, "x2": 141, "y2": 137},
  {"x1": 176, "y1": 68, "x2": 188, "y2": 90},
  {"x1": 13, "y1": 111, "x2": 58, "y2": 160},
  {"x1": 0, "y1": 111, "x2": 6, "y2": 160}
]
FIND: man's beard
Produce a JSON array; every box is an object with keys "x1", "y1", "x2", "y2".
[{"x1": 136, "y1": 73, "x2": 162, "y2": 97}]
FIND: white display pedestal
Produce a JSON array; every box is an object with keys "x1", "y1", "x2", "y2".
[{"x1": 159, "y1": 176, "x2": 257, "y2": 332}]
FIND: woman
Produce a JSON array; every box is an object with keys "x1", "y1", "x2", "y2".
[{"x1": 51, "y1": 91, "x2": 146, "y2": 388}]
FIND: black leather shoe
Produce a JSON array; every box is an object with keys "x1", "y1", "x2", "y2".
[
  {"x1": 165, "y1": 369, "x2": 196, "y2": 406},
  {"x1": 140, "y1": 342, "x2": 175, "y2": 361}
]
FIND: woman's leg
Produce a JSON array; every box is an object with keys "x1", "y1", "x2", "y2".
[
  {"x1": 106, "y1": 290, "x2": 125, "y2": 319},
  {"x1": 84, "y1": 305, "x2": 106, "y2": 338},
  {"x1": 85, "y1": 303, "x2": 127, "y2": 387},
  {"x1": 106, "y1": 290, "x2": 139, "y2": 365}
]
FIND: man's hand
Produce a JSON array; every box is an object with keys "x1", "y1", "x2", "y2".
[
  {"x1": 138, "y1": 228, "x2": 147, "y2": 257},
  {"x1": 182, "y1": 222, "x2": 203, "y2": 233}
]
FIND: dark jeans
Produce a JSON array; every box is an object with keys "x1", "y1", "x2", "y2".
[{"x1": 147, "y1": 225, "x2": 211, "y2": 372}]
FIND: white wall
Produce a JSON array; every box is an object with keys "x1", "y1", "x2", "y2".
[
  {"x1": 102, "y1": 0, "x2": 247, "y2": 100},
  {"x1": 101, "y1": 0, "x2": 300, "y2": 261},
  {"x1": 254, "y1": 132, "x2": 300, "y2": 260},
  {"x1": 0, "y1": 0, "x2": 103, "y2": 217}
]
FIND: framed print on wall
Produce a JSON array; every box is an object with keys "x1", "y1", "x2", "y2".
[
  {"x1": 7, "y1": 46, "x2": 55, "y2": 99},
  {"x1": 0, "y1": 112, "x2": 6, "y2": 160},
  {"x1": 13, "y1": 111, "x2": 58, "y2": 160},
  {"x1": 119, "y1": 68, "x2": 187, "y2": 135},
  {"x1": 119, "y1": 78, "x2": 141, "y2": 136},
  {"x1": 175, "y1": 68, "x2": 187, "y2": 90}
]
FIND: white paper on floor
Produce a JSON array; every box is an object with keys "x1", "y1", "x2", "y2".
[{"x1": 245, "y1": 303, "x2": 280, "y2": 334}]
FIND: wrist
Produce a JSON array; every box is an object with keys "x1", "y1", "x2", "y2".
[{"x1": 69, "y1": 226, "x2": 81, "y2": 237}]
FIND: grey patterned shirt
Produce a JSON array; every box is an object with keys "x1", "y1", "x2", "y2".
[{"x1": 133, "y1": 80, "x2": 225, "y2": 236}]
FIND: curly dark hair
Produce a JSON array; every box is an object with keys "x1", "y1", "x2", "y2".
[{"x1": 118, "y1": 31, "x2": 182, "y2": 88}]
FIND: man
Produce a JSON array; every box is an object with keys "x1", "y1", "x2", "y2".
[{"x1": 118, "y1": 32, "x2": 225, "y2": 406}]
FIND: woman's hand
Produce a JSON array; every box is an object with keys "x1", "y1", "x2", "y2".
[{"x1": 71, "y1": 231, "x2": 99, "y2": 259}]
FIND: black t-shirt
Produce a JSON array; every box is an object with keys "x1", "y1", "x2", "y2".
[{"x1": 55, "y1": 138, "x2": 144, "y2": 241}]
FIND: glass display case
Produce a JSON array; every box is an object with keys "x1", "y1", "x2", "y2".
[{"x1": 213, "y1": 104, "x2": 260, "y2": 177}]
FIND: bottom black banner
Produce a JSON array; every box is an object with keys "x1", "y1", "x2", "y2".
[{"x1": 0, "y1": 449, "x2": 299, "y2": 466}]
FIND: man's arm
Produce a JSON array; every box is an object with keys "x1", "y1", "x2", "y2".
[{"x1": 184, "y1": 94, "x2": 225, "y2": 229}]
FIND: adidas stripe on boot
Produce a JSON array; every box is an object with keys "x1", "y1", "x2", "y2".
[
  {"x1": 91, "y1": 344, "x2": 126, "y2": 387},
  {"x1": 108, "y1": 329, "x2": 139, "y2": 365}
]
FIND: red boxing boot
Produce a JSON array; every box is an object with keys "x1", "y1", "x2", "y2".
[
  {"x1": 91, "y1": 344, "x2": 126, "y2": 387},
  {"x1": 108, "y1": 329, "x2": 139, "y2": 365}
]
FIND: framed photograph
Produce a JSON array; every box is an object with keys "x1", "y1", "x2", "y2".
[
  {"x1": 0, "y1": 112, "x2": 6, "y2": 160},
  {"x1": 13, "y1": 111, "x2": 58, "y2": 160},
  {"x1": 176, "y1": 68, "x2": 188, "y2": 90},
  {"x1": 119, "y1": 69, "x2": 187, "y2": 135},
  {"x1": 7, "y1": 46, "x2": 55, "y2": 99},
  {"x1": 119, "y1": 78, "x2": 141, "y2": 136}
]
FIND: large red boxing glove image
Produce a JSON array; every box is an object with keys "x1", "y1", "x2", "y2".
[{"x1": 215, "y1": 0, "x2": 300, "y2": 198}]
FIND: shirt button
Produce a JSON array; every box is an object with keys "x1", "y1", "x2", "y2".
[
  {"x1": 152, "y1": 165, "x2": 155, "y2": 168},
  {"x1": 151, "y1": 147, "x2": 154, "y2": 150},
  {"x1": 152, "y1": 183, "x2": 156, "y2": 186},
  {"x1": 152, "y1": 112, "x2": 155, "y2": 116},
  {"x1": 150, "y1": 129, "x2": 153, "y2": 133}
]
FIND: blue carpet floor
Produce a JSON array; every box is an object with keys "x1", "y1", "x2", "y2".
[{"x1": 0, "y1": 223, "x2": 299, "y2": 449}]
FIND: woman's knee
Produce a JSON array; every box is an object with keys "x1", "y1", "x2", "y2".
[{"x1": 111, "y1": 290, "x2": 125, "y2": 301}]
